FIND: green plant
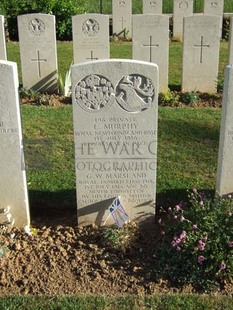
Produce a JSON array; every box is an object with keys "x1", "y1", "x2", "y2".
[
  {"x1": 58, "y1": 63, "x2": 72, "y2": 97},
  {"x1": 19, "y1": 87, "x2": 40, "y2": 99},
  {"x1": 158, "y1": 90, "x2": 180, "y2": 106},
  {"x1": 180, "y1": 91, "x2": 200, "y2": 105},
  {"x1": 2, "y1": 0, "x2": 87, "y2": 41},
  {"x1": 156, "y1": 189, "x2": 233, "y2": 291},
  {"x1": 217, "y1": 77, "x2": 224, "y2": 93},
  {"x1": 102, "y1": 223, "x2": 138, "y2": 249}
]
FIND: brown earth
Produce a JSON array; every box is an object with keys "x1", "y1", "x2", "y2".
[
  {"x1": 0, "y1": 94, "x2": 230, "y2": 297},
  {"x1": 0, "y1": 219, "x2": 232, "y2": 297}
]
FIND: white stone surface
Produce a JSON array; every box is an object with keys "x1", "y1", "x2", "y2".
[
  {"x1": 143, "y1": 0, "x2": 163, "y2": 14},
  {"x1": 132, "y1": 14, "x2": 169, "y2": 92},
  {"x1": 182, "y1": 15, "x2": 221, "y2": 92},
  {"x1": 0, "y1": 61, "x2": 30, "y2": 227},
  {"x1": 173, "y1": 0, "x2": 193, "y2": 41},
  {"x1": 18, "y1": 13, "x2": 58, "y2": 93},
  {"x1": 72, "y1": 14, "x2": 110, "y2": 64},
  {"x1": 204, "y1": 0, "x2": 223, "y2": 37},
  {"x1": 112, "y1": 0, "x2": 132, "y2": 39},
  {"x1": 72, "y1": 59, "x2": 158, "y2": 226},
  {"x1": 228, "y1": 17, "x2": 233, "y2": 64},
  {"x1": 216, "y1": 65, "x2": 233, "y2": 197},
  {"x1": 0, "y1": 16, "x2": 7, "y2": 60}
]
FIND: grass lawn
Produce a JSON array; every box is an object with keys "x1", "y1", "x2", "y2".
[
  {"x1": 6, "y1": 40, "x2": 229, "y2": 90},
  {"x1": 0, "y1": 294, "x2": 232, "y2": 310},
  {"x1": 1, "y1": 41, "x2": 232, "y2": 308}
]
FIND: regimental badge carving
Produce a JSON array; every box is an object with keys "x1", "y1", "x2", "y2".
[
  {"x1": 115, "y1": 75, "x2": 155, "y2": 113},
  {"x1": 82, "y1": 19, "x2": 99, "y2": 36},
  {"x1": 179, "y1": 1, "x2": 188, "y2": 10},
  {"x1": 75, "y1": 75, "x2": 114, "y2": 112},
  {"x1": 150, "y1": 1, "x2": 157, "y2": 6},
  {"x1": 28, "y1": 18, "x2": 45, "y2": 36},
  {"x1": 210, "y1": 1, "x2": 218, "y2": 8},
  {"x1": 118, "y1": 1, "x2": 126, "y2": 6}
]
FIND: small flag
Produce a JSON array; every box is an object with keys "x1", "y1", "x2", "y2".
[{"x1": 109, "y1": 197, "x2": 129, "y2": 227}]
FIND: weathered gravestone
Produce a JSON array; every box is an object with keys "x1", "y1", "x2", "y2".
[
  {"x1": 72, "y1": 14, "x2": 110, "y2": 64},
  {"x1": 228, "y1": 17, "x2": 233, "y2": 64},
  {"x1": 173, "y1": 0, "x2": 193, "y2": 41},
  {"x1": 0, "y1": 61, "x2": 30, "y2": 227},
  {"x1": 143, "y1": 0, "x2": 163, "y2": 14},
  {"x1": 182, "y1": 15, "x2": 221, "y2": 92},
  {"x1": 112, "y1": 0, "x2": 132, "y2": 39},
  {"x1": 216, "y1": 65, "x2": 233, "y2": 197},
  {"x1": 72, "y1": 59, "x2": 158, "y2": 226},
  {"x1": 204, "y1": 0, "x2": 223, "y2": 37},
  {"x1": 0, "y1": 16, "x2": 7, "y2": 60},
  {"x1": 132, "y1": 14, "x2": 169, "y2": 92},
  {"x1": 18, "y1": 13, "x2": 58, "y2": 93}
]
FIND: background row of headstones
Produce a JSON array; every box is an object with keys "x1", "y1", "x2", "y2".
[
  {"x1": 1, "y1": 57, "x2": 232, "y2": 227},
  {"x1": 0, "y1": 12, "x2": 232, "y2": 94}
]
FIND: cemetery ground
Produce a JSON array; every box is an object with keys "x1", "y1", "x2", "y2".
[{"x1": 0, "y1": 41, "x2": 232, "y2": 308}]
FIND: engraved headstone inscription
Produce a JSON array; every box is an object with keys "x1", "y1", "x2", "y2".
[
  {"x1": 72, "y1": 59, "x2": 158, "y2": 226},
  {"x1": 204, "y1": 0, "x2": 223, "y2": 37},
  {"x1": 143, "y1": 0, "x2": 163, "y2": 14},
  {"x1": 133, "y1": 14, "x2": 169, "y2": 92},
  {"x1": 18, "y1": 13, "x2": 58, "y2": 93},
  {"x1": 173, "y1": 0, "x2": 193, "y2": 41},
  {"x1": 0, "y1": 16, "x2": 7, "y2": 60},
  {"x1": 112, "y1": 0, "x2": 132, "y2": 39},
  {"x1": 0, "y1": 61, "x2": 30, "y2": 227},
  {"x1": 182, "y1": 15, "x2": 221, "y2": 92},
  {"x1": 72, "y1": 14, "x2": 110, "y2": 64},
  {"x1": 216, "y1": 65, "x2": 233, "y2": 197}
]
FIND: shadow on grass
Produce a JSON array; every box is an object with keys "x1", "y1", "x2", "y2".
[
  {"x1": 156, "y1": 188, "x2": 215, "y2": 212},
  {"x1": 28, "y1": 187, "x2": 215, "y2": 228},
  {"x1": 28, "y1": 189, "x2": 77, "y2": 227}
]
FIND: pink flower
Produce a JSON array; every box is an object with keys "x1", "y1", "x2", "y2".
[
  {"x1": 171, "y1": 240, "x2": 176, "y2": 247},
  {"x1": 220, "y1": 262, "x2": 226, "y2": 270},
  {"x1": 180, "y1": 230, "x2": 187, "y2": 239},
  {"x1": 227, "y1": 241, "x2": 233, "y2": 247},
  {"x1": 227, "y1": 194, "x2": 232, "y2": 199},
  {"x1": 192, "y1": 224, "x2": 197, "y2": 230},
  {"x1": 198, "y1": 255, "x2": 205, "y2": 264},
  {"x1": 180, "y1": 216, "x2": 185, "y2": 222},
  {"x1": 158, "y1": 218, "x2": 162, "y2": 225},
  {"x1": 229, "y1": 212, "x2": 232, "y2": 217},
  {"x1": 175, "y1": 205, "x2": 180, "y2": 211},
  {"x1": 176, "y1": 246, "x2": 181, "y2": 251},
  {"x1": 199, "y1": 200, "x2": 204, "y2": 206},
  {"x1": 168, "y1": 207, "x2": 172, "y2": 212},
  {"x1": 198, "y1": 240, "x2": 205, "y2": 251},
  {"x1": 160, "y1": 230, "x2": 165, "y2": 236},
  {"x1": 174, "y1": 215, "x2": 177, "y2": 220}
]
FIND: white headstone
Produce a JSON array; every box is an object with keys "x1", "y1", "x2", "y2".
[
  {"x1": 0, "y1": 16, "x2": 7, "y2": 60},
  {"x1": 228, "y1": 17, "x2": 233, "y2": 64},
  {"x1": 216, "y1": 65, "x2": 233, "y2": 197},
  {"x1": 72, "y1": 14, "x2": 110, "y2": 64},
  {"x1": 173, "y1": 0, "x2": 193, "y2": 41},
  {"x1": 204, "y1": 0, "x2": 223, "y2": 37},
  {"x1": 143, "y1": 0, "x2": 163, "y2": 14},
  {"x1": 18, "y1": 13, "x2": 58, "y2": 93},
  {"x1": 112, "y1": 0, "x2": 132, "y2": 39},
  {"x1": 132, "y1": 14, "x2": 169, "y2": 92},
  {"x1": 204, "y1": 0, "x2": 224, "y2": 16},
  {"x1": 0, "y1": 61, "x2": 30, "y2": 228},
  {"x1": 182, "y1": 15, "x2": 221, "y2": 92},
  {"x1": 72, "y1": 59, "x2": 158, "y2": 226}
]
